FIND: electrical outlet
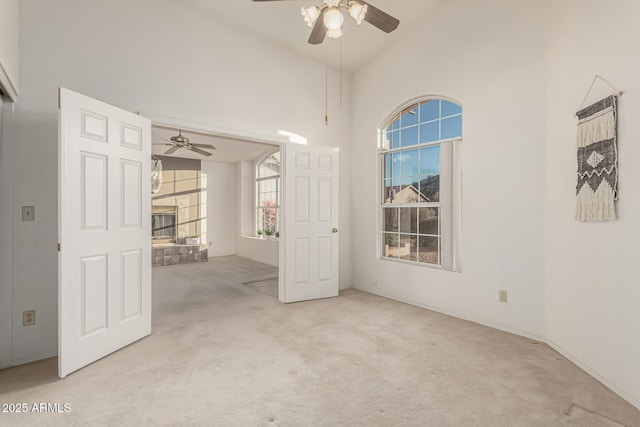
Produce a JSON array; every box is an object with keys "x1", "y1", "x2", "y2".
[
  {"x1": 209, "y1": 241, "x2": 212, "y2": 247},
  {"x1": 23, "y1": 310, "x2": 36, "y2": 326},
  {"x1": 499, "y1": 290, "x2": 508, "y2": 303}
]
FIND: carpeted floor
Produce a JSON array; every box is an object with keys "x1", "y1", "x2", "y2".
[{"x1": 1, "y1": 256, "x2": 639, "y2": 426}]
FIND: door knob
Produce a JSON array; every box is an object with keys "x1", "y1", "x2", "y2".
[{"x1": 332, "y1": 228, "x2": 338, "y2": 233}]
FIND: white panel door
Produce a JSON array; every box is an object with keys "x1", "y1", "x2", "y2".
[
  {"x1": 58, "y1": 88, "x2": 151, "y2": 378},
  {"x1": 279, "y1": 144, "x2": 339, "y2": 303}
]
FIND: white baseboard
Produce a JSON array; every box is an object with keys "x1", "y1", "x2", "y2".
[
  {"x1": 12, "y1": 351, "x2": 57, "y2": 367},
  {"x1": 208, "y1": 252, "x2": 236, "y2": 258},
  {"x1": 355, "y1": 286, "x2": 545, "y2": 341},
  {"x1": 547, "y1": 340, "x2": 640, "y2": 411}
]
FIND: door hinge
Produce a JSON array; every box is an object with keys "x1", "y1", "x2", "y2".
[{"x1": 57, "y1": 243, "x2": 61, "y2": 252}]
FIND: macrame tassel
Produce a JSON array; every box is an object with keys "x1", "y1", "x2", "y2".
[
  {"x1": 576, "y1": 108, "x2": 615, "y2": 148},
  {"x1": 575, "y1": 180, "x2": 616, "y2": 222}
]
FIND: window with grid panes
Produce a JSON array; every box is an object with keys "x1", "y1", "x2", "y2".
[
  {"x1": 379, "y1": 98, "x2": 462, "y2": 268},
  {"x1": 256, "y1": 151, "x2": 280, "y2": 235}
]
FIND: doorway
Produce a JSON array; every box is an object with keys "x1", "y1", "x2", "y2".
[{"x1": 150, "y1": 123, "x2": 282, "y2": 299}]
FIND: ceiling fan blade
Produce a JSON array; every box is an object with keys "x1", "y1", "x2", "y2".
[
  {"x1": 190, "y1": 143, "x2": 217, "y2": 150},
  {"x1": 152, "y1": 142, "x2": 171, "y2": 145},
  {"x1": 164, "y1": 146, "x2": 179, "y2": 155},
  {"x1": 189, "y1": 147, "x2": 213, "y2": 157},
  {"x1": 308, "y1": 9, "x2": 327, "y2": 45},
  {"x1": 362, "y1": 2, "x2": 400, "y2": 33}
]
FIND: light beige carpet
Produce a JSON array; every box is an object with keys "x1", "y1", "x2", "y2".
[{"x1": 1, "y1": 256, "x2": 639, "y2": 426}]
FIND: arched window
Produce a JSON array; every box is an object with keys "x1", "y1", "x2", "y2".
[
  {"x1": 256, "y1": 151, "x2": 280, "y2": 237},
  {"x1": 379, "y1": 98, "x2": 462, "y2": 270}
]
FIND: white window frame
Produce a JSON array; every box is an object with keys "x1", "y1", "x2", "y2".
[
  {"x1": 255, "y1": 151, "x2": 280, "y2": 236},
  {"x1": 377, "y1": 96, "x2": 462, "y2": 272}
]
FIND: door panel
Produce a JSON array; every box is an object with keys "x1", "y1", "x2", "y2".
[
  {"x1": 58, "y1": 88, "x2": 151, "y2": 377},
  {"x1": 280, "y1": 144, "x2": 339, "y2": 303}
]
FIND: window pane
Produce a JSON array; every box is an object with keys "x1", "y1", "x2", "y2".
[
  {"x1": 390, "y1": 115, "x2": 400, "y2": 131},
  {"x1": 389, "y1": 130, "x2": 400, "y2": 149},
  {"x1": 401, "y1": 126, "x2": 419, "y2": 147},
  {"x1": 399, "y1": 207, "x2": 417, "y2": 233},
  {"x1": 419, "y1": 146, "x2": 441, "y2": 202},
  {"x1": 419, "y1": 176, "x2": 440, "y2": 203},
  {"x1": 418, "y1": 236, "x2": 440, "y2": 265},
  {"x1": 420, "y1": 121, "x2": 439, "y2": 143},
  {"x1": 420, "y1": 100, "x2": 440, "y2": 123},
  {"x1": 257, "y1": 152, "x2": 280, "y2": 178},
  {"x1": 441, "y1": 115, "x2": 462, "y2": 139},
  {"x1": 400, "y1": 106, "x2": 419, "y2": 128},
  {"x1": 419, "y1": 146, "x2": 440, "y2": 176},
  {"x1": 398, "y1": 235, "x2": 418, "y2": 262},
  {"x1": 441, "y1": 101, "x2": 462, "y2": 117},
  {"x1": 383, "y1": 233, "x2": 399, "y2": 259},
  {"x1": 383, "y1": 180, "x2": 393, "y2": 204},
  {"x1": 383, "y1": 208, "x2": 398, "y2": 232},
  {"x1": 399, "y1": 149, "x2": 419, "y2": 179},
  {"x1": 418, "y1": 208, "x2": 439, "y2": 235},
  {"x1": 390, "y1": 178, "x2": 402, "y2": 204},
  {"x1": 392, "y1": 152, "x2": 402, "y2": 178},
  {"x1": 384, "y1": 154, "x2": 392, "y2": 180}
]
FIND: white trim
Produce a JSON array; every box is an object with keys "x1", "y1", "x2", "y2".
[
  {"x1": 547, "y1": 340, "x2": 640, "y2": 411},
  {"x1": 357, "y1": 287, "x2": 545, "y2": 342},
  {"x1": 12, "y1": 351, "x2": 58, "y2": 367},
  {"x1": 139, "y1": 112, "x2": 284, "y2": 147},
  {"x1": 380, "y1": 136, "x2": 462, "y2": 154}
]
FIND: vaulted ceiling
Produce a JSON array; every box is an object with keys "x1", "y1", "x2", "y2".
[{"x1": 185, "y1": 0, "x2": 445, "y2": 71}]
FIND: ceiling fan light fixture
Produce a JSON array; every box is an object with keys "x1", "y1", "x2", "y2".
[
  {"x1": 348, "y1": 2, "x2": 368, "y2": 25},
  {"x1": 323, "y1": 7, "x2": 344, "y2": 31},
  {"x1": 301, "y1": 6, "x2": 321, "y2": 28},
  {"x1": 326, "y1": 28, "x2": 343, "y2": 39}
]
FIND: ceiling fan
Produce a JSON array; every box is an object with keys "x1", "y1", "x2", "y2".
[
  {"x1": 253, "y1": 0, "x2": 400, "y2": 45},
  {"x1": 154, "y1": 130, "x2": 217, "y2": 157}
]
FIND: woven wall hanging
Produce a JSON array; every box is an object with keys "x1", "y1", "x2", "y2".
[{"x1": 575, "y1": 77, "x2": 621, "y2": 222}]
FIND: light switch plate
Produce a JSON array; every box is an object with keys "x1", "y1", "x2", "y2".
[
  {"x1": 499, "y1": 290, "x2": 508, "y2": 303},
  {"x1": 22, "y1": 206, "x2": 35, "y2": 221},
  {"x1": 23, "y1": 310, "x2": 36, "y2": 326}
]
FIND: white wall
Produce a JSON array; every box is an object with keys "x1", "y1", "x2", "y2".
[
  {"x1": 0, "y1": 0, "x2": 19, "y2": 100},
  {"x1": 201, "y1": 161, "x2": 236, "y2": 257},
  {"x1": 2, "y1": 0, "x2": 352, "y2": 365},
  {"x1": 544, "y1": 0, "x2": 640, "y2": 409},
  {"x1": 351, "y1": 0, "x2": 547, "y2": 338}
]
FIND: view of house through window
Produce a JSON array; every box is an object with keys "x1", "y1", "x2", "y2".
[
  {"x1": 256, "y1": 151, "x2": 280, "y2": 237},
  {"x1": 380, "y1": 98, "x2": 462, "y2": 267}
]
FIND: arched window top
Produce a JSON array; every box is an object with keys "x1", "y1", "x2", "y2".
[
  {"x1": 257, "y1": 151, "x2": 280, "y2": 179},
  {"x1": 380, "y1": 98, "x2": 462, "y2": 150}
]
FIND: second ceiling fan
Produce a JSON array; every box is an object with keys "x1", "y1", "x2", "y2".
[
  {"x1": 253, "y1": 0, "x2": 400, "y2": 45},
  {"x1": 154, "y1": 130, "x2": 217, "y2": 157}
]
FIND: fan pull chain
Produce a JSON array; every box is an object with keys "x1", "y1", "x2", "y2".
[
  {"x1": 325, "y1": 44, "x2": 329, "y2": 125},
  {"x1": 339, "y1": 36, "x2": 343, "y2": 107}
]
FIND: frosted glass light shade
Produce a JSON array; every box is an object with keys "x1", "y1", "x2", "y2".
[
  {"x1": 323, "y1": 7, "x2": 344, "y2": 30},
  {"x1": 151, "y1": 159, "x2": 163, "y2": 194},
  {"x1": 301, "y1": 6, "x2": 321, "y2": 28},
  {"x1": 348, "y1": 2, "x2": 367, "y2": 25},
  {"x1": 326, "y1": 28, "x2": 343, "y2": 39}
]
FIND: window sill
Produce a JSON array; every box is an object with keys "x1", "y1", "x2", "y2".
[
  {"x1": 242, "y1": 235, "x2": 279, "y2": 242},
  {"x1": 379, "y1": 256, "x2": 443, "y2": 270}
]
